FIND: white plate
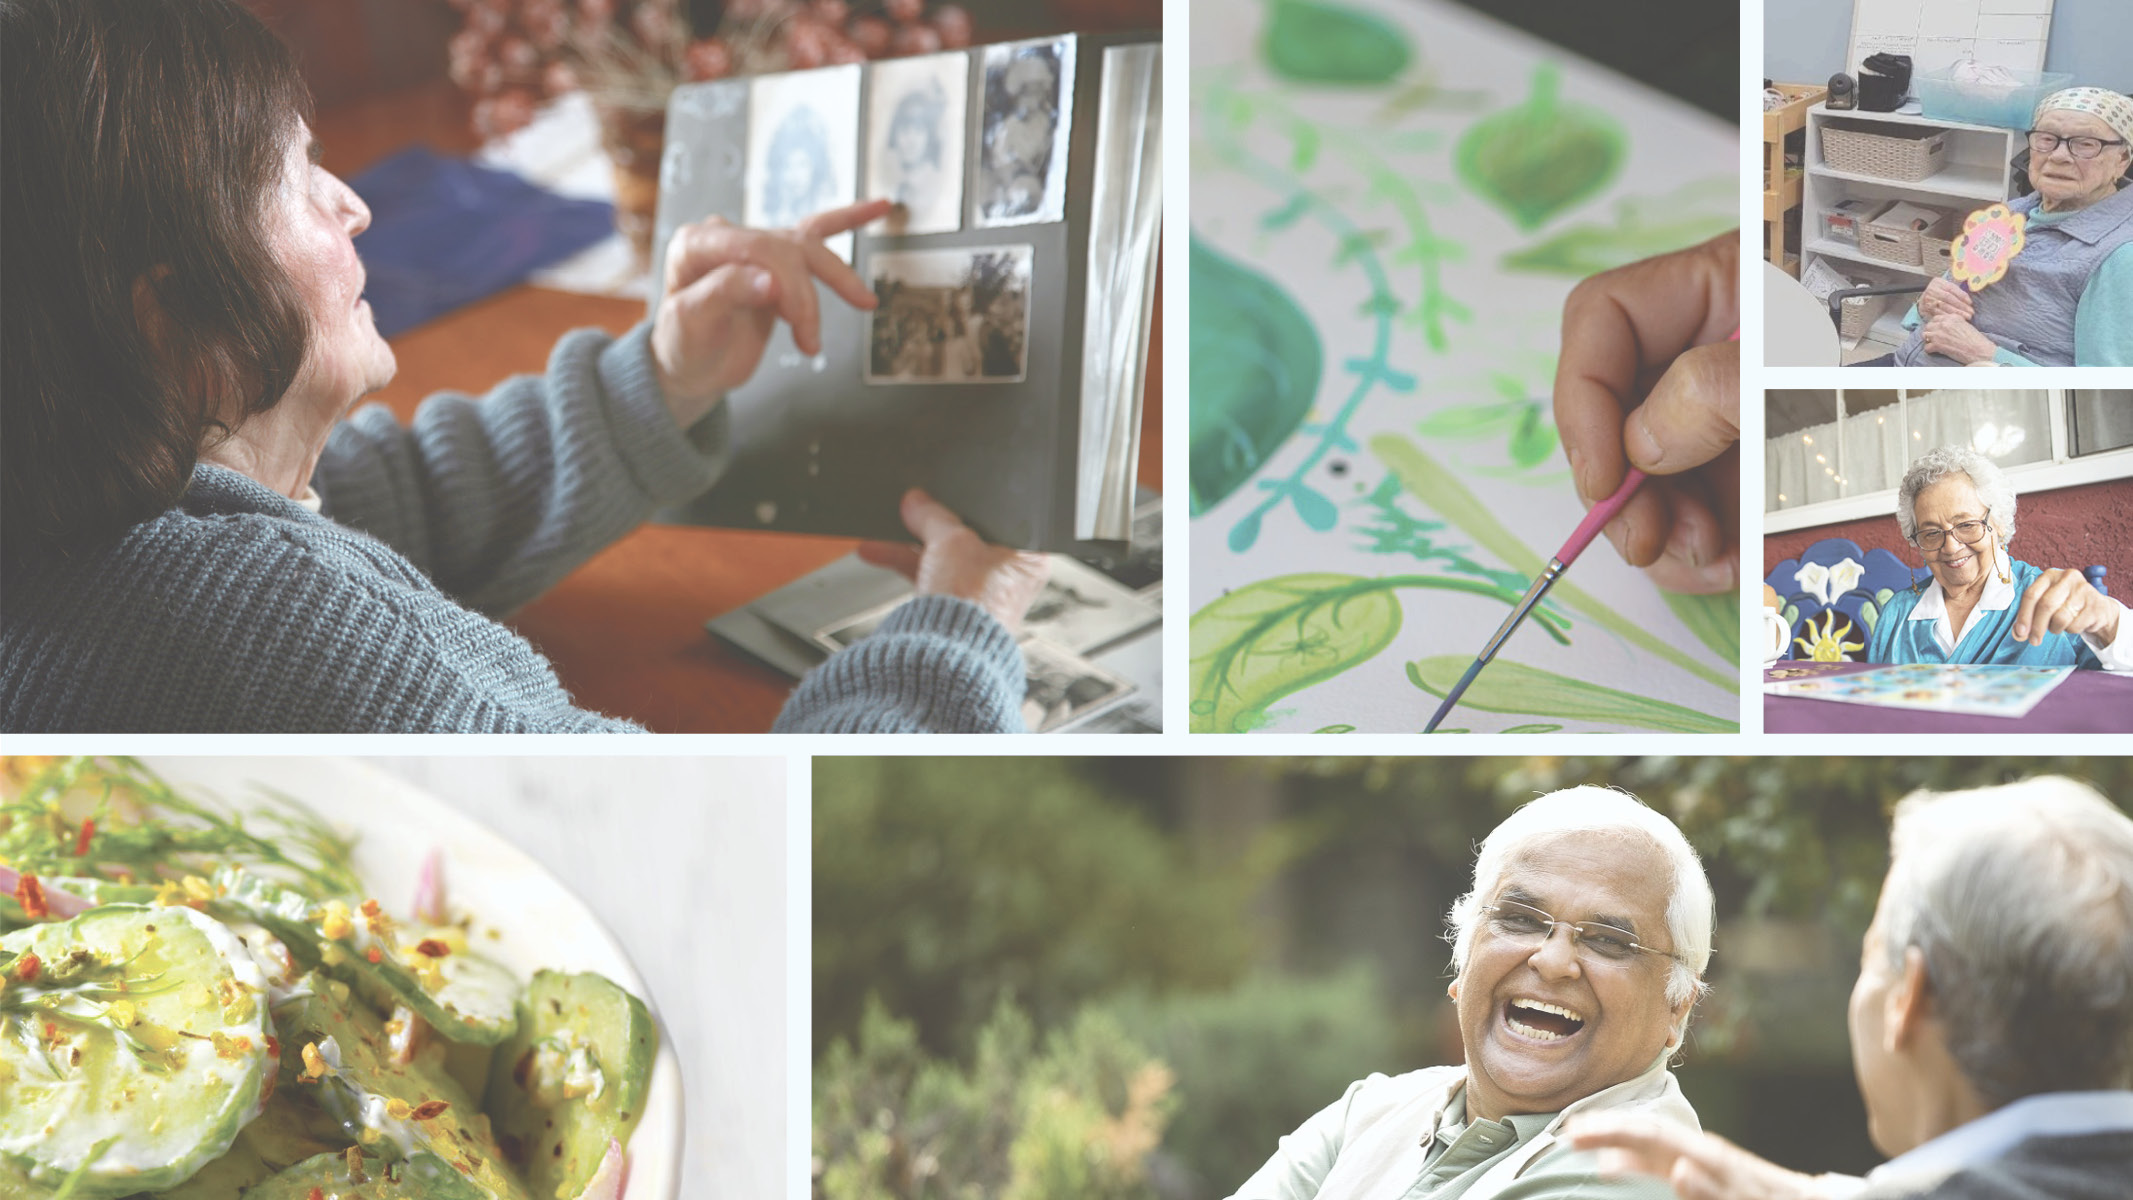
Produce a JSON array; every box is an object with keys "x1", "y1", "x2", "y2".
[{"x1": 140, "y1": 756, "x2": 686, "y2": 1200}]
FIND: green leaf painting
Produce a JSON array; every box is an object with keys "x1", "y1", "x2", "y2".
[
  {"x1": 1190, "y1": 235, "x2": 1325, "y2": 516},
  {"x1": 1662, "y1": 589, "x2": 1740, "y2": 666},
  {"x1": 1407, "y1": 658, "x2": 1738, "y2": 733},
  {"x1": 1370, "y1": 434, "x2": 1733, "y2": 692},
  {"x1": 1261, "y1": 0, "x2": 1413, "y2": 85},
  {"x1": 1191, "y1": 574, "x2": 1404, "y2": 733},
  {"x1": 1503, "y1": 177, "x2": 1739, "y2": 275},
  {"x1": 1190, "y1": 572, "x2": 1574, "y2": 733},
  {"x1": 1456, "y1": 64, "x2": 1624, "y2": 230}
]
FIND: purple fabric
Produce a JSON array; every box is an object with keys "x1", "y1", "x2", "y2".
[
  {"x1": 1765, "y1": 662, "x2": 2133, "y2": 733},
  {"x1": 349, "y1": 146, "x2": 615, "y2": 337}
]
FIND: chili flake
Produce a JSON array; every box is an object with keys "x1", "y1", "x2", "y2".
[
  {"x1": 74, "y1": 817, "x2": 96, "y2": 858},
  {"x1": 15, "y1": 953, "x2": 39, "y2": 982},
  {"x1": 410, "y1": 1099, "x2": 450, "y2": 1121},
  {"x1": 414, "y1": 938, "x2": 451, "y2": 958},
  {"x1": 15, "y1": 874, "x2": 47, "y2": 921}
]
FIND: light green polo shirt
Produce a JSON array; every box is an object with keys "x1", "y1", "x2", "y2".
[{"x1": 1229, "y1": 1066, "x2": 1687, "y2": 1200}]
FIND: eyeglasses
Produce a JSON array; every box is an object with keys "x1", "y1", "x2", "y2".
[
  {"x1": 1478, "y1": 899, "x2": 1681, "y2": 965},
  {"x1": 1914, "y1": 519, "x2": 1991, "y2": 551},
  {"x1": 2026, "y1": 131, "x2": 2129, "y2": 161}
]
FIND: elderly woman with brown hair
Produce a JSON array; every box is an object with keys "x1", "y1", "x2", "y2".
[
  {"x1": 0, "y1": 0, "x2": 1044, "y2": 733},
  {"x1": 1864, "y1": 87, "x2": 2133, "y2": 367}
]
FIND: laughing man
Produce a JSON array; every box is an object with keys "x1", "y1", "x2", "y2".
[{"x1": 1229, "y1": 787, "x2": 1709, "y2": 1200}]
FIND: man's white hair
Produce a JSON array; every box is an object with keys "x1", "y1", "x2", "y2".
[
  {"x1": 1445, "y1": 786, "x2": 1714, "y2": 1021},
  {"x1": 1882, "y1": 776, "x2": 2133, "y2": 1104},
  {"x1": 1896, "y1": 446, "x2": 2017, "y2": 544}
]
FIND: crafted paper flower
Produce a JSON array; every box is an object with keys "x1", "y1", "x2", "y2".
[{"x1": 1951, "y1": 204, "x2": 2026, "y2": 294}]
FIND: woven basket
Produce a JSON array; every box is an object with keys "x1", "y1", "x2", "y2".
[
  {"x1": 1858, "y1": 221, "x2": 1924, "y2": 266},
  {"x1": 1822, "y1": 124, "x2": 1947, "y2": 181},
  {"x1": 1838, "y1": 292, "x2": 1888, "y2": 341},
  {"x1": 1923, "y1": 232, "x2": 1956, "y2": 271}
]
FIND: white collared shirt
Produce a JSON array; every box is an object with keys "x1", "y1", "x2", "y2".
[{"x1": 1906, "y1": 562, "x2": 2133, "y2": 671}]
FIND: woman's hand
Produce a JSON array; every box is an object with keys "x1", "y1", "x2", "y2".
[
  {"x1": 858, "y1": 489, "x2": 1051, "y2": 634},
  {"x1": 1564, "y1": 1114, "x2": 1825, "y2": 1200},
  {"x1": 1915, "y1": 276, "x2": 1975, "y2": 322},
  {"x1": 1919, "y1": 313, "x2": 2000, "y2": 365},
  {"x1": 1554, "y1": 231, "x2": 1740, "y2": 594},
  {"x1": 650, "y1": 198, "x2": 893, "y2": 425},
  {"x1": 2014, "y1": 567, "x2": 2121, "y2": 646}
]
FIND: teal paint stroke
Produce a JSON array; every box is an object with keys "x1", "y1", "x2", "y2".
[{"x1": 1197, "y1": 71, "x2": 1473, "y2": 552}]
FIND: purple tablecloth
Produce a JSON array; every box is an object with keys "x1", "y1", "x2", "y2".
[{"x1": 1765, "y1": 662, "x2": 2133, "y2": 734}]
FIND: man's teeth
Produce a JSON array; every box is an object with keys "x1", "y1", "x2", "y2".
[{"x1": 1506, "y1": 999, "x2": 1586, "y2": 1041}]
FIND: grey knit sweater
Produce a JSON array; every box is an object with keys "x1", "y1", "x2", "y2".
[{"x1": 0, "y1": 325, "x2": 1027, "y2": 733}]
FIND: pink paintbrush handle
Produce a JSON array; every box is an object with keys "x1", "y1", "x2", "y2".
[{"x1": 1557, "y1": 468, "x2": 1647, "y2": 564}]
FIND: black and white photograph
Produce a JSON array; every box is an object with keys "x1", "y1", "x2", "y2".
[
  {"x1": 1019, "y1": 636, "x2": 1132, "y2": 732},
  {"x1": 865, "y1": 245, "x2": 1033, "y2": 383},
  {"x1": 864, "y1": 53, "x2": 968, "y2": 236},
  {"x1": 975, "y1": 37, "x2": 1075, "y2": 226},
  {"x1": 746, "y1": 64, "x2": 861, "y2": 259},
  {"x1": 812, "y1": 554, "x2": 1155, "y2": 657}
]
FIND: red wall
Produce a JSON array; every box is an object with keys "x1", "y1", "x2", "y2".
[{"x1": 1764, "y1": 477, "x2": 2133, "y2": 596}]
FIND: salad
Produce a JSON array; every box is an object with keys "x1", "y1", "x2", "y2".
[{"x1": 0, "y1": 758, "x2": 660, "y2": 1200}]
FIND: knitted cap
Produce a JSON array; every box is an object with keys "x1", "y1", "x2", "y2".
[{"x1": 2034, "y1": 87, "x2": 2133, "y2": 146}]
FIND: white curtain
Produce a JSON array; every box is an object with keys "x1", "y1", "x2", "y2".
[{"x1": 1766, "y1": 392, "x2": 2050, "y2": 513}]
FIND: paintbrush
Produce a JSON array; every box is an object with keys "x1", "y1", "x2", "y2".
[{"x1": 1422, "y1": 467, "x2": 1647, "y2": 733}]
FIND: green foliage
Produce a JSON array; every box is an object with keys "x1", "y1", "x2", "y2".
[
  {"x1": 1662, "y1": 589, "x2": 1739, "y2": 666},
  {"x1": 813, "y1": 759, "x2": 1262, "y2": 1056},
  {"x1": 1099, "y1": 969, "x2": 1396, "y2": 1198},
  {"x1": 1258, "y1": 756, "x2": 2133, "y2": 934},
  {"x1": 815, "y1": 999, "x2": 1173, "y2": 1200}
]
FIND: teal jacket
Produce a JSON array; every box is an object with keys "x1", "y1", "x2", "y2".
[{"x1": 1868, "y1": 558, "x2": 2115, "y2": 669}]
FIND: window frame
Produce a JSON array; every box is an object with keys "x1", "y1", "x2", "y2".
[{"x1": 1765, "y1": 389, "x2": 2133, "y2": 533}]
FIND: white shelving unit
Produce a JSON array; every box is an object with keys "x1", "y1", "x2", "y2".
[{"x1": 1799, "y1": 103, "x2": 2021, "y2": 361}]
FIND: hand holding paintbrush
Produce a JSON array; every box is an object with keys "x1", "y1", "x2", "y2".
[
  {"x1": 1425, "y1": 234, "x2": 1741, "y2": 733},
  {"x1": 1553, "y1": 230, "x2": 1741, "y2": 596}
]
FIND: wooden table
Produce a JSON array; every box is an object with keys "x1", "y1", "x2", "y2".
[{"x1": 318, "y1": 83, "x2": 1161, "y2": 732}]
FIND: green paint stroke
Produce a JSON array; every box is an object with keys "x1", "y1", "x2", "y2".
[
  {"x1": 1408, "y1": 657, "x2": 1738, "y2": 733},
  {"x1": 1662, "y1": 589, "x2": 1739, "y2": 666},
  {"x1": 1371, "y1": 433, "x2": 1734, "y2": 692},
  {"x1": 1261, "y1": 0, "x2": 1412, "y2": 85},
  {"x1": 1456, "y1": 64, "x2": 1624, "y2": 231},
  {"x1": 1189, "y1": 235, "x2": 1325, "y2": 516},
  {"x1": 1189, "y1": 572, "x2": 1572, "y2": 734},
  {"x1": 1504, "y1": 177, "x2": 1740, "y2": 276}
]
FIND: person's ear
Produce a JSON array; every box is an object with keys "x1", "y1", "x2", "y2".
[
  {"x1": 1885, "y1": 945, "x2": 1934, "y2": 1051},
  {"x1": 1664, "y1": 992, "x2": 1694, "y2": 1049}
]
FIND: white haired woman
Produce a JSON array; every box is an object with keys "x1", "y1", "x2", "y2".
[
  {"x1": 1867, "y1": 447, "x2": 2130, "y2": 669},
  {"x1": 1861, "y1": 87, "x2": 2133, "y2": 367},
  {"x1": 1231, "y1": 787, "x2": 1712, "y2": 1200}
]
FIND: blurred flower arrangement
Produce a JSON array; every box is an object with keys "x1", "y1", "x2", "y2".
[{"x1": 445, "y1": 0, "x2": 977, "y2": 139}]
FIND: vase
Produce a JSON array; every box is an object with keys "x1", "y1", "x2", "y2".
[{"x1": 595, "y1": 100, "x2": 668, "y2": 265}]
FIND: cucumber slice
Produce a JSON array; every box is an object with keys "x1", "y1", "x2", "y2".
[
  {"x1": 149, "y1": 1089, "x2": 352, "y2": 1198},
  {"x1": 485, "y1": 971, "x2": 657, "y2": 1200},
  {"x1": 214, "y1": 869, "x2": 519, "y2": 1046},
  {"x1": 234, "y1": 1149, "x2": 490, "y2": 1200},
  {"x1": 0, "y1": 905, "x2": 273, "y2": 1199},
  {"x1": 274, "y1": 980, "x2": 532, "y2": 1200}
]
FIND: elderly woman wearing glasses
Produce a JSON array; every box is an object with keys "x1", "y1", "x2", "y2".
[
  {"x1": 1232, "y1": 788, "x2": 1710, "y2": 1200},
  {"x1": 1868, "y1": 447, "x2": 2131, "y2": 669},
  {"x1": 1866, "y1": 87, "x2": 2133, "y2": 367}
]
